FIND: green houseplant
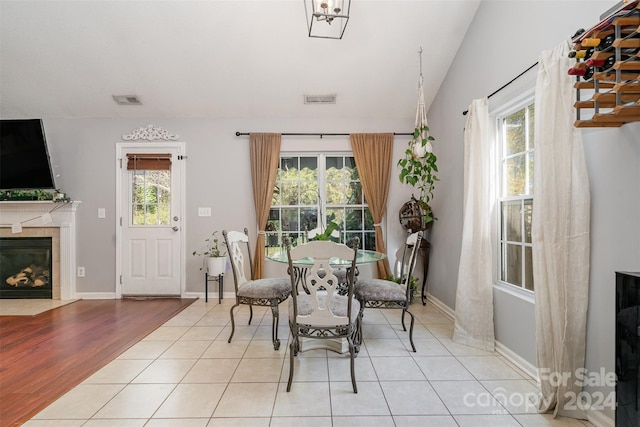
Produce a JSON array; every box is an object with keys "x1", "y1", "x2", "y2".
[
  {"x1": 192, "y1": 231, "x2": 227, "y2": 275},
  {"x1": 398, "y1": 124, "x2": 438, "y2": 224}
]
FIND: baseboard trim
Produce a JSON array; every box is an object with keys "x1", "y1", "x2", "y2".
[
  {"x1": 425, "y1": 292, "x2": 455, "y2": 319},
  {"x1": 494, "y1": 340, "x2": 537, "y2": 380},
  {"x1": 584, "y1": 407, "x2": 614, "y2": 427},
  {"x1": 183, "y1": 291, "x2": 233, "y2": 301},
  {"x1": 75, "y1": 292, "x2": 117, "y2": 299}
]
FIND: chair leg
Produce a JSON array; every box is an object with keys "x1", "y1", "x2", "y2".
[
  {"x1": 270, "y1": 302, "x2": 281, "y2": 350},
  {"x1": 401, "y1": 309, "x2": 407, "y2": 331},
  {"x1": 356, "y1": 303, "x2": 365, "y2": 347},
  {"x1": 348, "y1": 333, "x2": 358, "y2": 393},
  {"x1": 287, "y1": 333, "x2": 296, "y2": 392},
  {"x1": 404, "y1": 308, "x2": 417, "y2": 352},
  {"x1": 228, "y1": 302, "x2": 240, "y2": 343},
  {"x1": 248, "y1": 305, "x2": 253, "y2": 325}
]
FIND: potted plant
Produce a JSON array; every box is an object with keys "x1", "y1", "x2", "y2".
[
  {"x1": 192, "y1": 231, "x2": 227, "y2": 276},
  {"x1": 398, "y1": 124, "x2": 438, "y2": 226},
  {"x1": 387, "y1": 275, "x2": 419, "y2": 303}
]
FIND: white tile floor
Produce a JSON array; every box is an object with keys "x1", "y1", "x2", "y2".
[{"x1": 23, "y1": 298, "x2": 596, "y2": 427}]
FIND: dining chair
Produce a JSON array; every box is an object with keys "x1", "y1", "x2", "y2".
[
  {"x1": 305, "y1": 225, "x2": 350, "y2": 294},
  {"x1": 284, "y1": 237, "x2": 360, "y2": 393},
  {"x1": 222, "y1": 228, "x2": 291, "y2": 350},
  {"x1": 354, "y1": 230, "x2": 423, "y2": 352}
]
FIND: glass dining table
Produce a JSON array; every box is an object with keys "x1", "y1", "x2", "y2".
[
  {"x1": 266, "y1": 248, "x2": 386, "y2": 294},
  {"x1": 267, "y1": 247, "x2": 386, "y2": 353}
]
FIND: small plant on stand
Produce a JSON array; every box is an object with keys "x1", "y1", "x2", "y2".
[{"x1": 193, "y1": 231, "x2": 227, "y2": 275}]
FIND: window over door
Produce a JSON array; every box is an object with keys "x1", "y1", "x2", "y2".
[
  {"x1": 497, "y1": 101, "x2": 535, "y2": 292},
  {"x1": 266, "y1": 153, "x2": 376, "y2": 253}
]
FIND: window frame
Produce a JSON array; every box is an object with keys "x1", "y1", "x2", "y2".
[
  {"x1": 492, "y1": 89, "x2": 536, "y2": 301},
  {"x1": 266, "y1": 151, "x2": 378, "y2": 253}
]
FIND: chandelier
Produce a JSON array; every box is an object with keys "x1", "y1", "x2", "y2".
[{"x1": 304, "y1": 0, "x2": 351, "y2": 39}]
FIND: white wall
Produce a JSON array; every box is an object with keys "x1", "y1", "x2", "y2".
[
  {"x1": 42, "y1": 117, "x2": 418, "y2": 296},
  {"x1": 428, "y1": 0, "x2": 640, "y2": 422}
]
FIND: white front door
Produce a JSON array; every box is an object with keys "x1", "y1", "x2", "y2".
[{"x1": 117, "y1": 143, "x2": 185, "y2": 296}]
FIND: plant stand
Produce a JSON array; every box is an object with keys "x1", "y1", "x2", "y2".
[
  {"x1": 420, "y1": 239, "x2": 431, "y2": 306},
  {"x1": 204, "y1": 273, "x2": 223, "y2": 303}
]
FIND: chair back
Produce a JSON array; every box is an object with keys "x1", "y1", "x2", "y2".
[
  {"x1": 286, "y1": 238, "x2": 358, "y2": 327},
  {"x1": 398, "y1": 231, "x2": 423, "y2": 299},
  {"x1": 222, "y1": 228, "x2": 255, "y2": 293}
]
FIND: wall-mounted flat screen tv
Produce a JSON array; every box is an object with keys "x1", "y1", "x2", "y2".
[{"x1": 0, "y1": 119, "x2": 56, "y2": 190}]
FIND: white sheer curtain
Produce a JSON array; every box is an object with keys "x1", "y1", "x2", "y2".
[
  {"x1": 453, "y1": 97, "x2": 495, "y2": 351},
  {"x1": 532, "y1": 39, "x2": 590, "y2": 419}
]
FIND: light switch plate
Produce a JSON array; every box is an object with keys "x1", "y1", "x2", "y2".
[
  {"x1": 98, "y1": 208, "x2": 106, "y2": 219},
  {"x1": 198, "y1": 207, "x2": 212, "y2": 217}
]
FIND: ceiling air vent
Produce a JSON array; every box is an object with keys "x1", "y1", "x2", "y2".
[
  {"x1": 304, "y1": 94, "x2": 336, "y2": 105},
  {"x1": 112, "y1": 95, "x2": 143, "y2": 106}
]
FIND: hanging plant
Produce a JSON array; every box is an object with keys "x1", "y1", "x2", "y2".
[{"x1": 398, "y1": 124, "x2": 438, "y2": 222}]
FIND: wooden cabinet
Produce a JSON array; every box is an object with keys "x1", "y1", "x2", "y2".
[{"x1": 572, "y1": 1, "x2": 640, "y2": 127}]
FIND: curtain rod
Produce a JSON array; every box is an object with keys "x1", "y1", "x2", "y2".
[
  {"x1": 462, "y1": 61, "x2": 539, "y2": 116},
  {"x1": 235, "y1": 131, "x2": 413, "y2": 138}
]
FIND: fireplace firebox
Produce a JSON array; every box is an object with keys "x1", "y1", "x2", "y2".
[{"x1": 0, "y1": 237, "x2": 53, "y2": 299}]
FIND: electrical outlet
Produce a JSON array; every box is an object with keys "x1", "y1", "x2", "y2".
[{"x1": 77, "y1": 267, "x2": 85, "y2": 277}]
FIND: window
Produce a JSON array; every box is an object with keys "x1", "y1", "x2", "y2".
[
  {"x1": 126, "y1": 153, "x2": 172, "y2": 226},
  {"x1": 497, "y1": 101, "x2": 535, "y2": 292},
  {"x1": 266, "y1": 153, "x2": 375, "y2": 253}
]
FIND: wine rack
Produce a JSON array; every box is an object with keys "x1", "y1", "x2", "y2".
[{"x1": 572, "y1": 0, "x2": 640, "y2": 128}]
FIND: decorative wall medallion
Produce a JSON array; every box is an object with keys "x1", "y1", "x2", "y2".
[{"x1": 122, "y1": 125, "x2": 179, "y2": 141}]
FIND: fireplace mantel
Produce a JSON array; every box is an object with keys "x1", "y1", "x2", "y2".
[{"x1": 0, "y1": 201, "x2": 80, "y2": 300}]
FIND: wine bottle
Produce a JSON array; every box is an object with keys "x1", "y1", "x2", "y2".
[
  {"x1": 568, "y1": 62, "x2": 587, "y2": 76},
  {"x1": 599, "y1": 33, "x2": 616, "y2": 50},
  {"x1": 602, "y1": 54, "x2": 634, "y2": 70},
  {"x1": 583, "y1": 66, "x2": 597, "y2": 81},
  {"x1": 569, "y1": 48, "x2": 594, "y2": 59},
  {"x1": 581, "y1": 38, "x2": 601, "y2": 47}
]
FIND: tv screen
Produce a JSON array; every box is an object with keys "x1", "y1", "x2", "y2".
[{"x1": 0, "y1": 119, "x2": 56, "y2": 190}]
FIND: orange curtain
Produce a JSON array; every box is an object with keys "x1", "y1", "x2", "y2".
[
  {"x1": 249, "y1": 133, "x2": 281, "y2": 279},
  {"x1": 350, "y1": 133, "x2": 393, "y2": 278}
]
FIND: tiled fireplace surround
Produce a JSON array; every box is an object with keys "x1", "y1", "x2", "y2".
[{"x1": 0, "y1": 201, "x2": 79, "y2": 300}]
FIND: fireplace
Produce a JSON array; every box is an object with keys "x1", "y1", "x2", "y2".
[
  {"x1": 0, "y1": 237, "x2": 53, "y2": 298},
  {"x1": 0, "y1": 201, "x2": 79, "y2": 300}
]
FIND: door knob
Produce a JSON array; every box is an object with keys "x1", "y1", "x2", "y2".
[
  {"x1": 172, "y1": 226, "x2": 179, "y2": 231},
  {"x1": 173, "y1": 216, "x2": 179, "y2": 221}
]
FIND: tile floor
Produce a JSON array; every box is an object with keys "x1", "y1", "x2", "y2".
[{"x1": 24, "y1": 298, "x2": 596, "y2": 426}]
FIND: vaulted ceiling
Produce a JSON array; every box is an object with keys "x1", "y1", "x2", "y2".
[{"x1": 0, "y1": 1, "x2": 481, "y2": 120}]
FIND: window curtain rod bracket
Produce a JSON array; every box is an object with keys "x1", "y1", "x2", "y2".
[
  {"x1": 462, "y1": 61, "x2": 538, "y2": 115},
  {"x1": 235, "y1": 132, "x2": 413, "y2": 138}
]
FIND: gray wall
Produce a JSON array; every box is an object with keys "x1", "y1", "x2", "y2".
[
  {"x1": 42, "y1": 117, "x2": 417, "y2": 296},
  {"x1": 428, "y1": 0, "x2": 640, "y2": 421}
]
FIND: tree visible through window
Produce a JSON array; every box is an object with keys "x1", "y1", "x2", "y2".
[
  {"x1": 498, "y1": 102, "x2": 535, "y2": 291},
  {"x1": 131, "y1": 170, "x2": 171, "y2": 225},
  {"x1": 266, "y1": 154, "x2": 375, "y2": 254}
]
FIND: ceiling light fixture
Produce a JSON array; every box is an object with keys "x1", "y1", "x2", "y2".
[{"x1": 304, "y1": 0, "x2": 351, "y2": 39}]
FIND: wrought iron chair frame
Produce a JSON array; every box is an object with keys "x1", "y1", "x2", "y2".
[
  {"x1": 285, "y1": 237, "x2": 360, "y2": 393},
  {"x1": 355, "y1": 231, "x2": 423, "y2": 352},
  {"x1": 223, "y1": 228, "x2": 291, "y2": 350}
]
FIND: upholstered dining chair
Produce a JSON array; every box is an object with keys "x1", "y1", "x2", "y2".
[
  {"x1": 222, "y1": 228, "x2": 291, "y2": 350},
  {"x1": 284, "y1": 237, "x2": 360, "y2": 393},
  {"x1": 354, "y1": 230, "x2": 423, "y2": 352}
]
